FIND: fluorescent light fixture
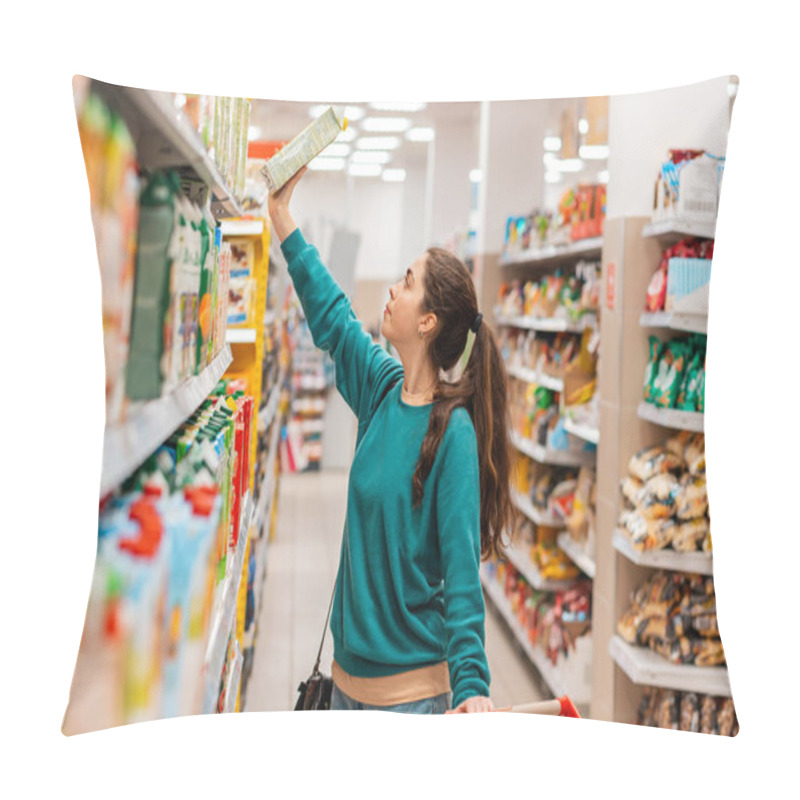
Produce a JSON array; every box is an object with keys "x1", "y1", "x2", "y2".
[
  {"x1": 356, "y1": 136, "x2": 400, "y2": 150},
  {"x1": 369, "y1": 102, "x2": 427, "y2": 112},
  {"x1": 308, "y1": 157, "x2": 346, "y2": 171},
  {"x1": 320, "y1": 143, "x2": 352, "y2": 158},
  {"x1": 406, "y1": 127, "x2": 435, "y2": 142},
  {"x1": 469, "y1": 169, "x2": 483, "y2": 183},
  {"x1": 351, "y1": 150, "x2": 392, "y2": 165},
  {"x1": 579, "y1": 145, "x2": 609, "y2": 160},
  {"x1": 248, "y1": 125, "x2": 262, "y2": 140},
  {"x1": 545, "y1": 171, "x2": 563, "y2": 184},
  {"x1": 597, "y1": 170, "x2": 610, "y2": 184},
  {"x1": 337, "y1": 126, "x2": 357, "y2": 142},
  {"x1": 362, "y1": 117, "x2": 412, "y2": 133},
  {"x1": 579, "y1": 118, "x2": 589, "y2": 134},
  {"x1": 544, "y1": 136, "x2": 562, "y2": 152},
  {"x1": 544, "y1": 157, "x2": 585, "y2": 173},
  {"x1": 348, "y1": 163, "x2": 382, "y2": 177},
  {"x1": 309, "y1": 104, "x2": 365, "y2": 121},
  {"x1": 382, "y1": 169, "x2": 407, "y2": 182}
]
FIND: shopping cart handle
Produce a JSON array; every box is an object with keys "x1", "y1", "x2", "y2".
[{"x1": 496, "y1": 696, "x2": 581, "y2": 718}]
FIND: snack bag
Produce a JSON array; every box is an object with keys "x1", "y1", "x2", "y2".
[
  {"x1": 671, "y1": 518, "x2": 709, "y2": 552},
  {"x1": 643, "y1": 336, "x2": 663, "y2": 403},
  {"x1": 637, "y1": 473, "x2": 680, "y2": 520},
  {"x1": 654, "y1": 341, "x2": 689, "y2": 409},
  {"x1": 620, "y1": 475, "x2": 644, "y2": 509},
  {"x1": 621, "y1": 510, "x2": 676, "y2": 551},
  {"x1": 628, "y1": 444, "x2": 685, "y2": 482},
  {"x1": 685, "y1": 433, "x2": 706, "y2": 474},
  {"x1": 675, "y1": 473, "x2": 708, "y2": 520}
]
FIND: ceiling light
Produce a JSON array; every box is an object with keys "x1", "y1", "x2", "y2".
[
  {"x1": 469, "y1": 169, "x2": 483, "y2": 183},
  {"x1": 348, "y1": 163, "x2": 382, "y2": 177},
  {"x1": 308, "y1": 157, "x2": 346, "y2": 171},
  {"x1": 406, "y1": 127, "x2": 435, "y2": 142},
  {"x1": 545, "y1": 157, "x2": 585, "y2": 173},
  {"x1": 351, "y1": 150, "x2": 392, "y2": 165},
  {"x1": 361, "y1": 117, "x2": 412, "y2": 133},
  {"x1": 544, "y1": 136, "x2": 562, "y2": 152},
  {"x1": 597, "y1": 170, "x2": 610, "y2": 184},
  {"x1": 320, "y1": 143, "x2": 351, "y2": 158},
  {"x1": 356, "y1": 136, "x2": 400, "y2": 150},
  {"x1": 248, "y1": 125, "x2": 262, "y2": 140},
  {"x1": 337, "y1": 126, "x2": 357, "y2": 142},
  {"x1": 382, "y1": 169, "x2": 407, "y2": 182},
  {"x1": 369, "y1": 102, "x2": 427, "y2": 112},
  {"x1": 578, "y1": 118, "x2": 589, "y2": 134},
  {"x1": 545, "y1": 171, "x2": 563, "y2": 184},
  {"x1": 579, "y1": 145, "x2": 609, "y2": 160}
]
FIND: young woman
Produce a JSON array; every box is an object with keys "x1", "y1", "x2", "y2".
[{"x1": 268, "y1": 166, "x2": 513, "y2": 714}]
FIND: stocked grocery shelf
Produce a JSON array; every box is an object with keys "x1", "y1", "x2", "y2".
[
  {"x1": 641, "y1": 217, "x2": 716, "y2": 240},
  {"x1": 637, "y1": 401, "x2": 704, "y2": 432},
  {"x1": 511, "y1": 488, "x2": 564, "y2": 528},
  {"x1": 501, "y1": 539, "x2": 577, "y2": 592},
  {"x1": 640, "y1": 310, "x2": 707, "y2": 335},
  {"x1": 203, "y1": 491, "x2": 252, "y2": 713},
  {"x1": 90, "y1": 79, "x2": 243, "y2": 218},
  {"x1": 609, "y1": 635, "x2": 730, "y2": 697},
  {"x1": 480, "y1": 567, "x2": 591, "y2": 705},
  {"x1": 226, "y1": 328, "x2": 257, "y2": 344},
  {"x1": 556, "y1": 532, "x2": 596, "y2": 579},
  {"x1": 563, "y1": 416, "x2": 600, "y2": 445},
  {"x1": 220, "y1": 219, "x2": 265, "y2": 237},
  {"x1": 500, "y1": 237, "x2": 603, "y2": 268},
  {"x1": 254, "y1": 407, "x2": 282, "y2": 534},
  {"x1": 511, "y1": 430, "x2": 596, "y2": 468},
  {"x1": 506, "y1": 363, "x2": 564, "y2": 392},
  {"x1": 223, "y1": 647, "x2": 244, "y2": 714},
  {"x1": 258, "y1": 379, "x2": 282, "y2": 430},
  {"x1": 495, "y1": 313, "x2": 597, "y2": 334},
  {"x1": 612, "y1": 528, "x2": 713, "y2": 576},
  {"x1": 100, "y1": 345, "x2": 232, "y2": 496}
]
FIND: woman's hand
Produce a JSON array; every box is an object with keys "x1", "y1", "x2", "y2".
[
  {"x1": 445, "y1": 695, "x2": 495, "y2": 714},
  {"x1": 267, "y1": 165, "x2": 307, "y2": 243}
]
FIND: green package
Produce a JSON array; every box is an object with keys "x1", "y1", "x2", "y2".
[{"x1": 643, "y1": 336, "x2": 663, "y2": 403}]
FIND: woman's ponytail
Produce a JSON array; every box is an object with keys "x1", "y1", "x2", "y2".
[{"x1": 411, "y1": 248, "x2": 514, "y2": 560}]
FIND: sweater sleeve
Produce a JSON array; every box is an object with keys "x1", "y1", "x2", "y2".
[
  {"x1": 281, "y1": 228, "x2": 403, "y2": 423},
  {"x1": 435, "y1": 409, "x2": 491, "y2": 708}
]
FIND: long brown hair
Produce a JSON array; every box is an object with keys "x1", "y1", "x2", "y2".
[{"x1": 412, "y1": 247, "x2": 513, "y2": 561}]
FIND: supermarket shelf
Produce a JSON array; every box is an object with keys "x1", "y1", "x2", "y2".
[
  {"x1": 203, "y1": 492, "x2": 252, "y2": 713},
  {"x1": 226, "y1": 328, "x2": 257, "y2": 344},
  {"x1": 220, "y1": 219, "x2": 265, "y2": 237},
  {"x1": 637, "y1": 401, "x2": 704, "y2": 432},
  {"x1": 480, "y1": 568, "x2": 590, "y2": 705},
  {"x1": 511, "y1": 430, "x2": 596, "y2": 468},
  {"x1": 640, "y1": 310, "x2": 707, "y2": 335},
  {"x1": 506, "y1": 363, "x2": 564, "y2": 392},
  {"x1": 258, "y1": 380, "x2": 282, "y2": 430},
  {"x1": 500, "y1": 237, "x2": 603, "y2": 268},
  {"x1": 556, "y1": 533, "x2": 596, "y2": 579},
  {"x1": 264, "y1": 309, "x2": 277, "y2": 327},
  {"x1": 511, "y1": 488, "x2": 564, "y2": 528},
  {"x1": 253, "y1": 411, "x2": 282, "y2": 534},
  {"x1": 609, "y1": 635, "x2": 730, "y2": 697},
  {"x1": 563, "y1": 416, "x2": 600, "y2": 445},
  {"x1": 642, "y1": 217, "x2": 716, "y2": 240},
  {"x1": 502, "y1": 540, "x2": 577, "y2": 592},
  {"x1": 612, "y1": 528, "x2": 713, "y2": 576},
  {"x1": 90, "y1": 79, "x2": 243, "y2": 218},
  {"x1": 223, "y1": 647, "x2": 244, "y2": 714},
  {"x1": 495, "y1": 313, "x2": 597, "y2": 334},
  {"x1": 101, "y1": 346, "x2": 232, "y2": 495}
]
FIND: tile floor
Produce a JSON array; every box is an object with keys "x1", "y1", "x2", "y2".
[{"x1": 243, "y1": 469, "x2": 546, "y2": 712}]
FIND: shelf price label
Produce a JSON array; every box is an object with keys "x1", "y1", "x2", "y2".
[{"x1": 606, "y1": 261, "x2": 615, "y2": 310}]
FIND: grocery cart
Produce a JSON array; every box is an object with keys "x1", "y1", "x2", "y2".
[{"x1": 496, "y1": 695, "x2": 581, "y2": 717}]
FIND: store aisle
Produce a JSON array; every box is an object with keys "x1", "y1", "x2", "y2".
[{"x1": 245, "y1": 470, "x2": 546, "y2": 712}]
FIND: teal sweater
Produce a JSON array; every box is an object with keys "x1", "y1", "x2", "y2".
[{"x1": 281, "y1": 229, "x2": 490, "y2": 708}]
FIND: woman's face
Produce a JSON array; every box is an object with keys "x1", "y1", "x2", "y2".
[{"x1": 381, "y1": 253, "x2": 433, "y2": 348}]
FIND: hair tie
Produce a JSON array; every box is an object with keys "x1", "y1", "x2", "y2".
[{"x1": 470, "y1": 313, "x2": 483, "y2": 333}]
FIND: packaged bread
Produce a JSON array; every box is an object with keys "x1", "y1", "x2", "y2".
[
  {"x1": 685, "y1": 433, "x2": 706, "y2": 474},
  {"x1": 616, "y1": 606, "x2": 643, "y2": 644},
  {"x1": 637, "y1": 687, "x2": 659, "y2": 727},
  {"x1": 717, "y1": 698, "x2": 736, "y2": 736},
  {"x1": 628, "y1": 444, "x2": 685, "y2": 482},
  {"x1": 656, "y1": 690, "x2": 679, "y2": 730},
  {"x1": 672, "y1": 518, "x2": 709, "y2": 552},
  {"x1": 666, "y1": 429, "x2": 694, "y2": 459},
  {"x1": 700, "y1": 695, "x2": 719, "y2": 735},
  {"x1": 679, "y1": 692, "x2": 700, "y2": 733},
  {"x1": 676, "y1": 473, "x2": 708, "y2": 520},
  {"x1": 702, "y1": 530, "x2": 713, "y2": 554},
  {"x1": 622, "y1": 510, "x2": 676, "y2": 551},
  {"x1": 636, "y1": 615, "x2": 670, "y2": 645},
  {"x1": 693, "y1": 637, "x2": 726, "y2": 666},
  {"x1": 692, "y1": 612, "x2": 720, "y2": 638},
  {"x1": 620, "y1": 475, "x2": 644, "y2": 508},
  {"x1": 637, "y1": 473, "x2": 680, "y2": 519}
]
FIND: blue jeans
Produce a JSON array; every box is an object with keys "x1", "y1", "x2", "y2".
[{"x1": 331, "y1": 683, "x2": 451, "y2": 714}]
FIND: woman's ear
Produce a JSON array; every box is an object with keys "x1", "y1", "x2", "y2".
[{"x1": 418, "y1": 311, "x2": 437, "y2": 337}]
